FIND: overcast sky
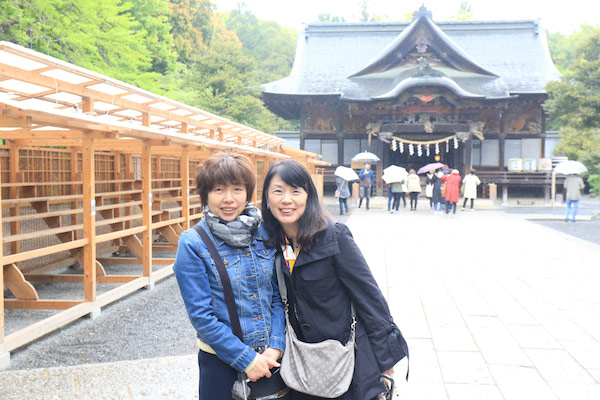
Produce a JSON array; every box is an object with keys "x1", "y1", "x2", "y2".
[{"x1": 212, "y1": 0, "x2": 600, "y2": 33}]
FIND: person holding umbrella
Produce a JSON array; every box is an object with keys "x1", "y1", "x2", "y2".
[
  {"x1": 564, "y1": 173, "x2": 585, "y2": 222},
  {"x1": 358, "y1": 163, "x2": 374, "y2": 211},
  {"x1": 335, "y1": 176, "x2": 351, "y2": 216}
]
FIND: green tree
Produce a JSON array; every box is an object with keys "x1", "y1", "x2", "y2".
[
  {"x1": 318, "y1": 13, "x2": 346, "y2": 23},
  {"x1": 168, "y1": 0, "x2": 214, "y2": 63},
  {"x1": 220, "y1": 6, "x2": 295, "y2": 85},
  {"x1": 545, "y1": 28, "x2": 600, "y2": 192},
  {"x1": 358, "y1": 0, "x2": 369, "y2": 22},
  {"x1": 129, "y1": 0, "x2": 177, "y2": 74},
  {"x1": 450, "y1": 2, "x2": 473, "y2": 21},
  {"x1": 0, "y1": 0, "x2": 162, "y2": 91}
]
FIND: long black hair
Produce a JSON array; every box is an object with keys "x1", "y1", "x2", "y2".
[{"x1": 261, "y1": 159, "x2": 329, "y2": 251}]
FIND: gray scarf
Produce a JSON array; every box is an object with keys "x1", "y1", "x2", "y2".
[{"x1": 204, "y1": 204, "x2": 261, "y2": 248}]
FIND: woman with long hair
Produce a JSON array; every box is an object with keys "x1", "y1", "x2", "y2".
[
  {"x1": 173, "y1": 152, "x2": 286, "y2": 399},
  {"x1": 261, "y1": 159, "x2": 408, "y2": 400}
]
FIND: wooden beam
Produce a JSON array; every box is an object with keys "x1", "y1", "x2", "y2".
[
  {"x1": 141, "y1": 142, "x2": 152, "y2": 278},
  {"x1": 4, "y1": 300, "x2": 83, "y2": 310},
  {"x1": 82, "y1": 137, "x2": 96, "y2": 302}
]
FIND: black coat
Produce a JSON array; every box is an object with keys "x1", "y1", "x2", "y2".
[
  {"x1": 280, "y1": 222, "x2": 408, "y2": 400},
  {"x1": 431, "y1": 174, "x2": 444, "y2": 203}
]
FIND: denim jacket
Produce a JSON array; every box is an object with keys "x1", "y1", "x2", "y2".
[{"x1": 173, "y1": 219, "x2": 285, "y2": 372}]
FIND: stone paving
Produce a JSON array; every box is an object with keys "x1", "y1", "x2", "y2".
[{"x1": 1, "y1": 203, "x2": 600, "y2": 399}]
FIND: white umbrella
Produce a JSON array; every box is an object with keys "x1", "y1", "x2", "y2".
[
  {"x1": 554, "y1": 160, "x2": 588, "y2": 175},
  {"x1": 352, "y1": 151, "x2": 380, "y2": 163},
  {"x1": 382, "y1": 165, "x2": 408, "y2": 184},
  {"x1": 334, "y1": 166, "x2": 359, "y2": 182}
]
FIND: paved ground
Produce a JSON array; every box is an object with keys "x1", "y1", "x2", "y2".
[{"x1": 1, "y1": 196, "x2": 600, "y2": 399}]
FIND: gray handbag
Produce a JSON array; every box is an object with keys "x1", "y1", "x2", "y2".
[{"x1": 275, "y1": 255, "x2": 356, "y2": 398}]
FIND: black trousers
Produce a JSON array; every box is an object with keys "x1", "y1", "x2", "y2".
[
  {"x1": 463, "y1": 198, "x2": 474, "y2": 209},
  {"x1": 198, "y1": 350, "x2": 237, "y2": 400},
  {"x1": 409, "y1": 192, "x2": 418, "y2": 210}
]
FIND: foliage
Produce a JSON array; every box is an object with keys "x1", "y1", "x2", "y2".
[
  {"x1": 168, "y1": 0, "x2": 214, "y2": 63},
  {"x1": 0, "y1": 0, "x2": 166, "y2": 91},
  {"x1": 545, "y1": 28, "x2": 600, "y2": 178},
  {"x1": 318, "y1": 13, "x2": 346, "y2": 23},
  {"x1": 220, "y1": 6, "x2": 296, "y2": 85},
  {"x1": 169, "y1": 15, "x2": 296, "y2": 133},
  {"x1": 357, "y1": 0, "x2": 369, "y2": 22},
  {"x1": 588, "y1": 174, "x2": 600, "y2": 196},
  {"x1": 450, "y1": 2, "x2": 473, "y2": 21}
]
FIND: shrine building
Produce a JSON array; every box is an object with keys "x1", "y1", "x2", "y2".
[{"x1": 261, "y1": 7, "x2": 562, "y2": 199}]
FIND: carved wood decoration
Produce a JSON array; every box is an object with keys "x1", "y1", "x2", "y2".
[{"x1": 504, "y1": 103, "x2": 543, "y2": 134}]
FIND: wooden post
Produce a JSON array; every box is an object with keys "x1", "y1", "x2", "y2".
[
  {"x1": 464, "y1": 136, "x2": 473, "y2": 175},
  {"x1": 8, "y1": 145, "x2": 19, "y2": 255},
  {"x1": 181, "y1": 148, "x2": 190, "y2": 230},
  {"x1": 142, "y1": 142, "x2": 152, "y2": 279},
  {"x1": 70, "y1": 149, "x2": 79, "y2": 239},
  {"x1": 82, "y1": 137, "x2": 97, "y2": 302},
  {"x1": 1, "y1": 160, "x2": 5, "y2": 355},
  {"x1": 551, "y1": 170, "x2": 556, "y2": 207}
]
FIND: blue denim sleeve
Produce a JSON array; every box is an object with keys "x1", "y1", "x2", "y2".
[
  {"x1": 268, "y1": 265, "x2": 286, "y2": 353},
  {"x1": 173, "y1": 230, "x2": 256, "y2": 372}
]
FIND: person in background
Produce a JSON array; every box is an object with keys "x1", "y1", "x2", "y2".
[
  {"x1": 261, "y1": 159, "x2": 409, "y2": 400},
  {"x1": 358, "y1": 163, "x2": 374, "y2": 211},
  {"x1": 335, "y1": 176, "x2": 351, "y2": 216},
  {"x1": 407, "y1": 169, "x2": 421, "y2": 211},
  {"x1": 387, "y1": 183, "x2": 393, "y2": 212},
  {"x1": 400, "y1": 178, "x2": 408, "y2": 208},
  {"x1": 441, "y1": 169, "x2": 461, "y2": 215},
  {"x1": 173, "y1": 152, "x2": 285, "y2": 399},
  {"x1": 390, "y1": 178, "x2": 405, "y2": 213},
  {"x1": 462, "y1": 169, "x2": 481, "y2": 211},
  {"x1": 564, "y1": 173, "x2": 585, "y2": 222},
  {"x1": 431, "y1": 170, "x2": 444, "y2": 214},
  {"x1": 425, "y1": 171, "x2": 435, "y2": 210}
]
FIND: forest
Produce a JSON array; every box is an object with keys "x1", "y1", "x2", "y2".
[{"x1": 0, "y1": 1, "x2": 598, "y2": 192}]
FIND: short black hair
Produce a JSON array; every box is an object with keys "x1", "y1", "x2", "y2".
[{"x1": 195, "y1": 152, "x2": 255, "y2": 206}]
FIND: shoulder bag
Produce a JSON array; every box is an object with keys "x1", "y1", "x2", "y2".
[
  {"x1": 275, "y1": 254, "x2": 356, "y2": 398},
  {"x1": 192, "y1": 224, "x2": 289, "y2": 400}
]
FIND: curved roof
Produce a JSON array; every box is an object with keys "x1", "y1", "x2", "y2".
[{"x1": 261, "y1": 14, "x2": 561, "y2": 102}]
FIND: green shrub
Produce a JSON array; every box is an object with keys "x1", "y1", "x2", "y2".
[{"x1": 588, "y1": 174, "x2": 600, "y2": 197}]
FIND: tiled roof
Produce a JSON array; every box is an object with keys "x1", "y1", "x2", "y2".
[{"x1": 261, "y1": 17, "x2": 561, "y2": 101}]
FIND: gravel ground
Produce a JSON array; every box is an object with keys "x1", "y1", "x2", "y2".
[{"x1": 4, "y1": 201, "x2": 599, "y2": 371}]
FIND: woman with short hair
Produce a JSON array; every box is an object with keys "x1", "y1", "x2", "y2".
[{"x1": 174, "y1": 152, "x2": 286, "y2": 399}]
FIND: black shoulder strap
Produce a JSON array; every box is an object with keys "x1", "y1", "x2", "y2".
[{"x1": 192, "y1": 224, "x2": 243, "y2": 341}]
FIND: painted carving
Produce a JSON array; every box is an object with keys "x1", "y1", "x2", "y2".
[
  {"x1": 505, "y1": 103, "x2": 542, "y2": 133},
  {"x1": 306, "y1": 106, "x2": 336, "y2": 132}
]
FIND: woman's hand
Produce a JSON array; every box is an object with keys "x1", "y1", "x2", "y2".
[
  {"x1": 246, "y1": 353, "x2": 280, "y2": 382},
  {"x1": 382, "y1": 367, "x2": 394, "y2": 376},
  {"x1": 262, "y1": 348, "x2": 283, "y2": 363}
]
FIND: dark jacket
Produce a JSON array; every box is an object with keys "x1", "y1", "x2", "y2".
[
  {"x1": 431, "y1": 173, "x2": 444, "y2": 203},
  {"x1": 279, "y1": 222, "x2": 408, "y2": 400}
]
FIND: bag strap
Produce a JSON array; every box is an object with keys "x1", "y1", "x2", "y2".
[
  {"x1": 275, "y1": 252, "x2": 355, "y2": 330},
  {"x1": 193, "y1": 224, "x2": 244, "y2": 341}
]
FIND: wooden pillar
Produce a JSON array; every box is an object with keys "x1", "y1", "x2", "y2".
[
  {"x1": 82, "y1": 138, "x2": 96, "y2": 302},
  {"x1": 1, "y1": 160, "x2": 5, "y2": 355},
  {"x1": 499, "y1": 134, "x2": 506, "y2": 169},
  {"x1": 82, "y1": 97, "x2": 94, "y2": 114},
  {"x1": 464, "y1": 136, "x2": 473, "y2": 175},
  {"x1": 376, "y1": 138, "x2": 383, "y2": 196},
  {"x1": 8, "y1": 145, "x2": 19, "y2": 255},
  {"x1": 70, "y1": 149, "x2": 79, "y2": 239},
  {"x1": 142, "y1": 142, "x2": 152, "y2": 279},
  {"x1": 181, "y1": 148, "x2": 190, "y2": 230}
]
